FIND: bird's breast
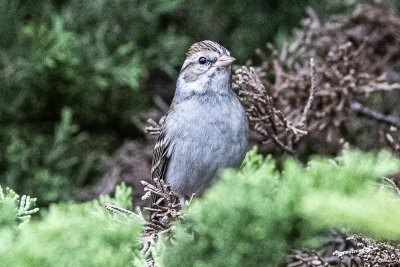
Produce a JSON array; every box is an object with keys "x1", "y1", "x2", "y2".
[
  {"x1": 167, "y1": 94, "x2": 248, "y2": 149},
  {"x1": 164, "y1": 94, "x2": 248, "y2": 197}
]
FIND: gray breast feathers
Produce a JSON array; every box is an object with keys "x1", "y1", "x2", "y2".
[{"x1": 161, "y1": 94, "x2": 248, "y2": 199}]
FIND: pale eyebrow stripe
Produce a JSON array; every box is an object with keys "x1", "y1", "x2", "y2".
[{"x1": 180, "y1": 61, "x2": 195, "y2": 74}]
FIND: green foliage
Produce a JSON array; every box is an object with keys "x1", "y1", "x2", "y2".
[
  {"x1": 394, "y1": 0, "x2": 400, "y2": 12},
  {"x1": 96, "y1": 182, "x2": 133, "y2": 211},
  {"x1": 15, "y1": 16, "x2": 146, "y2": 125},
  {"x1": 0, "y1": 107, "x2": 97, "y2": 206},
  {"x1": 0, "y1": 186, "x2": 39, "y2": 259},
  {"x1": 0, "y1": 186, "x2": 39, "y2": 229},
  {"x1": 0, "y1": 0, "x2": 192, "y2": 206},
  {"x1": 0, "y1": 0, "x2": 190, "y2": 125},
  {"x1": 57, "y1": 0, "x2": 190, "y2": 78},
  {"x1": 0, "y1": 0, "x2": 22, "y2": 48},
  {"x1": 2, "y1": 150, "x2": 400, "y2": 267},
  {"x1": 0, "y1": 183, "x2": 146, "y2": 267},
  {"x1": 161, "y1": 148, "x2": 400, "y2": 267},
  {"x1": 282, "y1": 151, "x2": 400, "y2": 247}
]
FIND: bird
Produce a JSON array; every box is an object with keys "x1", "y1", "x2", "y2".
[{"x1": 151, "y1": 40, "x2": 248, "y2": 204}]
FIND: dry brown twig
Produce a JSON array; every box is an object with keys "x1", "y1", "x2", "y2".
[
  {"x1": 140, "y1": 178, "x2": 187, "y2": 267},
  {"x1": 333, "y1": 235, "x2": 400, "y2": 266},
  {"x1": 104, "y1": 177, "x2": 184, "y2": 267},
  {"x1": 286, "y1": 230, "x2": 400, "y2": 267},
  {"x1": 233, "y1": 58, "x2": 316, "y2": 154},
  {"x1": 287, "y1": 250, "x2": 330, "y2": 267},
  {"x1": 104, "y1": 203, "x2": 147, "y2": 225},
  {"x1": 141, "y1": 178, "x2": 182, "y2": 233}
]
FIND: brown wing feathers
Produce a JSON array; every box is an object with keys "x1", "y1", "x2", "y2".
[
  {"x1": 151, "y1": 104, "x2": 176, "y2": 183},
  {"x1": 151, "y1": 130, "x2": 170, "y2": 182},
  {"x1": 150, "y1": 128, "x2": 171, "y2": 204}
]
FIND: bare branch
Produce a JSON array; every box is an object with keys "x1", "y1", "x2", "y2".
[
  {"x1": 299, "y1": 58, "x2": 316, "y2": 126},
  {"x1": 351, "y1": 102, "x2": 400, "y2": 128}
]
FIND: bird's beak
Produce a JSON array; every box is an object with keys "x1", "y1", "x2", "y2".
[{"x1": 214, "y1": 54, "x2": 236, "y2": 67}]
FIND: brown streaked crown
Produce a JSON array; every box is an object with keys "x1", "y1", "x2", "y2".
[{"x1": 186, "y1": 40, "x2": 229, "y2": 58}]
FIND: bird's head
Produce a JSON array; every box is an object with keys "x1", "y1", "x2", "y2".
[{"x1": 176, "y1": 40, "x2": 235, "y2": 97}]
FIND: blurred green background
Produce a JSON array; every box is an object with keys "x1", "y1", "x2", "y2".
[{"x1": 0, "y1": 0, "x2": 382, "y2": 206}]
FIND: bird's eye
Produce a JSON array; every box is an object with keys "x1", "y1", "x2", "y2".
[{"x1": 198, "y1": 57, "x2": 207, "y2": 64}]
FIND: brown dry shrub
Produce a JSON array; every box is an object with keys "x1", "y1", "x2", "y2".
[
  {"x1": 287, "y1": 232, "x2": 400, "y2": 267},
  {"x1": 333, "y1": 235, "x2": 400, "y2": 267},
  {"x1": 233, "y1": 2, "x2": 400, "y2": 157}
]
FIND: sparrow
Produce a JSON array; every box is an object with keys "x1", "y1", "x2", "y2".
[{"x1": 151, "y1": 40, "x2": 248, "y2": 204}]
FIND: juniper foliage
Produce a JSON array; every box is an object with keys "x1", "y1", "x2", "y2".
[
  {"x1": 161, "y1": 148, "x2": 400, "y2": 267},
  {"x1": 0, "y1": 183, "x2": 146, "y2": 267}
]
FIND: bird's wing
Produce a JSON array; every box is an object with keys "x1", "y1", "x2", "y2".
[
  {"x1": 151, "y1": 128, "x2": 170, "y2": 183},
  {"x1": 150, "y1": 122, "x2": 172, "y2": 205}
]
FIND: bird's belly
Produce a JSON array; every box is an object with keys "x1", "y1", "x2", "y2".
[{"x1": 165, "y1": 101, "x2": 248, "y2": 198}]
